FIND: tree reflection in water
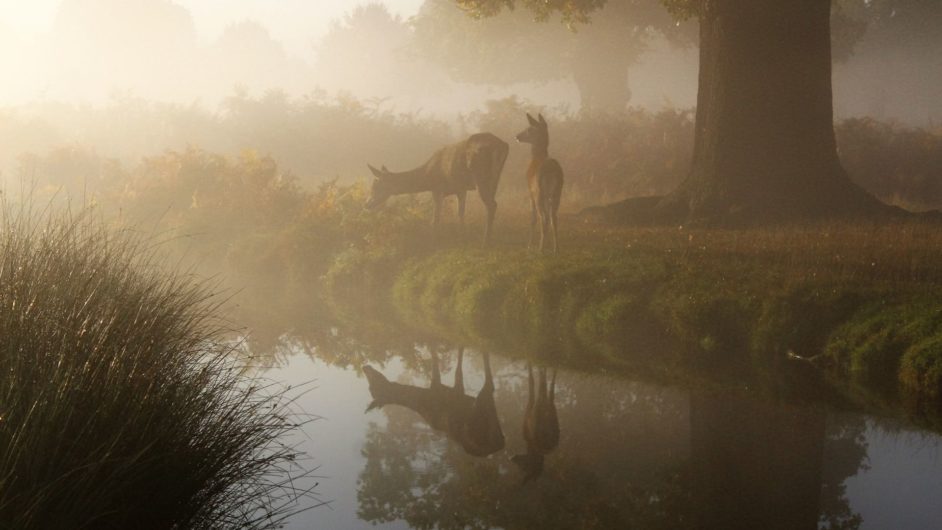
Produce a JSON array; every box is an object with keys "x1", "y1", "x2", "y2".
[
  {"x1": 690, "y1": 390, "x2": 864, "y2": 530},
  {"x1": 356, "y1": 349, "x2": 867, "y2": 530}
]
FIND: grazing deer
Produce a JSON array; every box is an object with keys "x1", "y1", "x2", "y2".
[
  {"x1": 511, "y1": 362, "x2": 559, "y2": 483},
  {"x1": 366, "y1": 133, "x2": 509, "y2": 245},
  {"x1": 363, "y1": 348, "x2": 505, "y2": 457},
  {"x1": 516, "y1": 113, "x2": 564, "y2": 254}
]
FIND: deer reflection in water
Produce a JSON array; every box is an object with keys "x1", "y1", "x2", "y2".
[
  {"x1": 512, "y1": 362, "x2": 560, "y2": 482},
  {"x1": 362, "y1": 348, "x2": 505, "y2": 457}
]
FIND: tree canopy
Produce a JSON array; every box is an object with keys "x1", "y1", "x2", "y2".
[
  {"x1": 415, "y1": 0, "x2": 693, "y2": 112},
  {"x1": 316, "y1": 3, "x2": 449, "y2": 101}
]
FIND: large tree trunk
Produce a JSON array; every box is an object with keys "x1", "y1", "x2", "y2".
[{"x1": 658, "y1": 0, "x2": 884, "y2": 223}]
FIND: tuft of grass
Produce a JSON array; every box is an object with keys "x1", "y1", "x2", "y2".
[
  {"x1": 0, "y1": 205, "x2": 309, "y2": 529},
  {"x1": 900, "y1": 335, "x2": 942, "y2": 400}
]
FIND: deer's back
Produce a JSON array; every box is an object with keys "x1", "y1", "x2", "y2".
[
  {"x1": 466, "y1": 132, "x2": 509, "y2": 160},
  {"x1": 426, "y1": 134, "x2": 508, "y2": 194}
]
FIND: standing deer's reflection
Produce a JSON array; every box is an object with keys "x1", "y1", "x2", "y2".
[
  {"x1": 512, "y1": 362, "x2": 559, "y2": 482},
  {"x1": 362, "y1": 348, "x2": 505, "y2": 457}
]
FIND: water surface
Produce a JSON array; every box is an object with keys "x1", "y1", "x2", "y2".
[{"x1": 263, "y1": 341, "x2": 942, "y2": 529}]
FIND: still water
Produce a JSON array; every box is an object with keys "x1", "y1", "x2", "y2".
[{"x1": 266, "y1": 342, "x2": 942, "y2": 530}]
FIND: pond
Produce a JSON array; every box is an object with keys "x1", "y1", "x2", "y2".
[{"x1": 259, "y1": 339, "x2": 942, "y2": 530}]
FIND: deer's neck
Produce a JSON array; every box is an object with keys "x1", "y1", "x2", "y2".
[
  {"x1": 530, "y1": 143, "x2": 549, "y2": 162},
  {"x1": 388, "y1": 165, "x2": 432, "y2": 194},
  {"x1": 380, "y1": 382, "x2": 436, "y2": 411}
]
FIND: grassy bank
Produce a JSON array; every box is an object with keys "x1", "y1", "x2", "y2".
[
  {"x1": 321, "y1": 219, "x2": 942, "y2": 413},
  {"x1": 0, "y1": 208, "x2": 306, "y2": 529}
]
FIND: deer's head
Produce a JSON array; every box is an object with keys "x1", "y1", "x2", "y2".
[
  {"x1": 515, "y1": 113, "x2": 549, "y2": 147},
  {"x1": 365, "y1": 164, "x2": 393, "y2": 210}
]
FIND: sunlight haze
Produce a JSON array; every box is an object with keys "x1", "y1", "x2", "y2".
[
  {"x1": 2, "y1": 1, "x2": 942, "y2": 528},
  {"x1": 0, "y1": 1, "x2": 424, "y2": 47},
  {"x1": 0, "y1": 0, "x2": 426, "y2": 104}
]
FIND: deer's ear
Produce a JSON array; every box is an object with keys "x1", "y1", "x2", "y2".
[
  {"x1": 538, "y1": 113, "x2": 547, "y2": 126},
  {"x1": 368, "y1": 164, "x2": 384, "y2": 179},
  {"x1": 526, "y1": 113, "x2": 538, "y2": 126},
  {"x1": 381, "y1": 165, "x2": 389, "y2": 172}
]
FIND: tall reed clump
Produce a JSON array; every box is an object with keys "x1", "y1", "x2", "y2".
[{"x1": 0, "y1": 206, "x2": 306, "y2": 529}]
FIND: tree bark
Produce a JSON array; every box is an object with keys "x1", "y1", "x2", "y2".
[{"x1": 658, "y1": 0, "x2": 885, "y2": 223}]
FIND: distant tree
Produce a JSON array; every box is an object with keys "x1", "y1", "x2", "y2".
[
  {"x1": 836, "y1": 0, "x2": 942, "y2": 50},
  {"x1": 213, "y1": 21, "x2": 289, "y2": 71},
  {"x1": 456, "y1": 0, "x2": 896, "y2": 223},
  {"x1": 412, "y1": 0, "x2": 694, "y2": 113},
  {"x1": 828, "y1": 0, "x2": 942, "y2": 64},
  {"x1": 316, "y1": 3, "x2": 448, "y2": 100},
  {"x1": 206, "y1": 20, "x2": 313, "y2": 95},
  {"x1": 830, "y1": 1, "x2": 869, "y2": 62},
  {"x1": 53, "y1": 0, "x2": 198, "y2": 100},
  {"x1": 831, "y1": 0, "x2": 942, "y2": 122}
]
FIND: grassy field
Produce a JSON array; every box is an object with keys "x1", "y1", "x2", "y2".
[{"x1": 0, "y1": 207, "x2": 308, "y2": 529}]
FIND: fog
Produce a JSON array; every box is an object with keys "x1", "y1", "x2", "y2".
[
  {"x1": 4, "y1": 3, "x2": 942, "y2": 528},
  {"x1": 0, "y1": 0, "x2": 696, "y2": 111},
  {"x1": 1, "y1": 1, "x2": 936, "y2": 120},
  {"x1": 834, "y1": 39, "x2": 942, "y2": 126},
  {"x1": 0, "y1": 0, "x2": 699, "y2": 195},
  {"x1": 0, "y1": 0, "x2": 417, "y2": 105},
  {"x1": 0, "y1": 0, "x2": 938, "y2": 204}
]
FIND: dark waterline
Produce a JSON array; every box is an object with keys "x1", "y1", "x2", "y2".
[{"x1": 269, "y1": 345, "x2": 942, "y2": 530}]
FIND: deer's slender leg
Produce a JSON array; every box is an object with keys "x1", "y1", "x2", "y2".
[
  {"x1": 457, "y1": 192, "x2": 467, "y2": 225},
  {"x1": 528, "y1": 198, "x2": 538, "y2": 249},
  {"x1": 485, "y1": 199, "x2": 496, "y2": 245},
  {"x1": 538, "y1": 367, "x2": 548, "y2": 402},
  {"x1": 478, "y1": 185, "x2": 497, "y2": 246},
  {"x1": 432, "y1": 192, "x2": 443, "y2": 227},
  {"x1": 539, "y1": 206, "x2": 549, "y2": 253},
  {"x1": 526, "y1": 362, "x2": 534, "y2": 406},
  {"x1": 550, "y1": 206, "x2": 559, "y2": 255},
  {"x1": 482, "y1": 352, "x2": 494, "y2": 391},
  {"x1": 454, "y1": 347, "x2": 465, "y2": 395},
  {"x1": 431, "y1": 349, "x2": 442, "y2": 388},
  {"x1": 549, "y1": 367, "x2": 557, "y2": 401}
]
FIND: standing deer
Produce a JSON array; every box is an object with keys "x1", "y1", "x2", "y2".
[
  {"x1": 516, "y1": 113, "x2": 564, "y2": 254},
  {"x1": 512, "y1": 362, "x2": 559, "y2": 483},
  {"x1": 363, "y1": 348, "x2": 505, "y2": 457},
  {"x1": 366, "y1": 133, "x2": 509, "y2": 245}
]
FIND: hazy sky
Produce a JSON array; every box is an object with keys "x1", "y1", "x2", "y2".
[{"x1": 0, "y1": 0, "x2": 425, "y2": 55}]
